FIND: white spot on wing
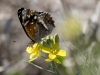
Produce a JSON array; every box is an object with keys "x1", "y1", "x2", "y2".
[
  {"x1": 39, "y1": 20, "x2": 48, "y2": 30},
  {"x1": 34, "y1": 16, "x2": 37, "y2": 19},
  {"x1": 24, "y1": 21, "x2": 29, "y2": 26},
  {"x1": 31, "y1": 22, "x2": 34, "y2": 24},
  {"x1": 27, "y1": 15, "x2": 30, "y2": 18},
  {"x1": 34, "y1": 27, "x2": 36, "y2": 29}
]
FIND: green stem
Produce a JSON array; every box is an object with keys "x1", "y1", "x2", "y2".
[
  {"x1": 24, "y1": 60, "x2": 55, "y2": 74},
  {"x1": 51, "y1": 61, "x2": 61, "y2": 75},
  {"x1": 76, "y1": 54, "x2": 88, "y2": 75}
]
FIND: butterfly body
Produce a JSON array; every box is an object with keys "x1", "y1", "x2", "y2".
[{"x1": 18, "y1": 8, "x2": 55, "y2": 43}]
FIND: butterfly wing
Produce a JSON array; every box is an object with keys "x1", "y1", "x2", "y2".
[
  {"x1": 18, "y1": 8, "x2": 55, "y2": 42},
  {"x1": 17, "y1": 8, "x2": 39, "y2": 42},
  {"x1": 37, "y1": 12, "x2": 55, "y2": 40}
]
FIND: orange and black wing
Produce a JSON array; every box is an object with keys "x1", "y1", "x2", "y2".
[
  {"x1": 18, "y1": 8, "x2": 55, "y2": 42},
  {"x1": 17, "y1": 8, "x2": 38, "y2": 42}
]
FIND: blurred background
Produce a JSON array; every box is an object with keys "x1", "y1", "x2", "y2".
[{"x1": 0, "y1": 0, "x2": 100, "y2": 75}]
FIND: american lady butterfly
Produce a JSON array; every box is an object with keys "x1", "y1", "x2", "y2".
[{"x1": 17, "y1": 8, "x2": 55, "y2": 43}]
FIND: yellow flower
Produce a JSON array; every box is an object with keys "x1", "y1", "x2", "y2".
[
  {"x1": 26, "y1": 43, "x2": 41, "y2": 61},
  {"x1": 42, "y1": 44, "x2": 66, "y2": 64}
]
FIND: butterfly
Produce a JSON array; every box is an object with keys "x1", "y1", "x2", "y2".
[{"x1": 17, "y1": 8, "x2": 55, "y2": 43}]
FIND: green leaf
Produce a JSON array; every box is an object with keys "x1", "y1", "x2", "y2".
[
  {"x1": 40, "y1": 40, "x2": 49, "y2": 48},
  {"x1": 46, "y1": 40, "x2": 52, "y2": 48},
  {"x1": 54, "y1": 34, "x2": 59, "y2": 44}
]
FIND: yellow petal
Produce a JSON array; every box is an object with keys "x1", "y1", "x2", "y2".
[
  {"x1": 57, "y1": 50, "x2": 66, "y2": 56},
  {"x1": 26, "y1": 46, "x2": 33, "y2": 53},
  {"x1": 29, "y1": 57, "x2": 37, "y2": 61},
  {"x1": 49, "y1": 54, "x2": 56, "y2": 59},
  {"x1": 30, "y1": 54, "x2": 35, "y2": 59},
  {"x1": 45, "y1": 58, "x2": 52, "y2": 62},
  {"x1": 29, "y1": 54, "x2": 38, "y2": 61},
  {"x1": 42, "y1": 47, "x2": 51, "y2": 53},
  {"x1": 33, "y1": 43, "x2": 38, "y2": 48},
  {"x1": 36, "y1": 51, "x2": 40, "y2": 56},
  {"x1": 42, "y1": 49, "x2": 50, "y2": 53},
  {"x1": 54, "y1": 59, "x2": 61, "y2": 64}
]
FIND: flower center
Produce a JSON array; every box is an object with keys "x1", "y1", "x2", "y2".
[{"x1": 51, "y1": 50, "x2": 57, "y2": 54}]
